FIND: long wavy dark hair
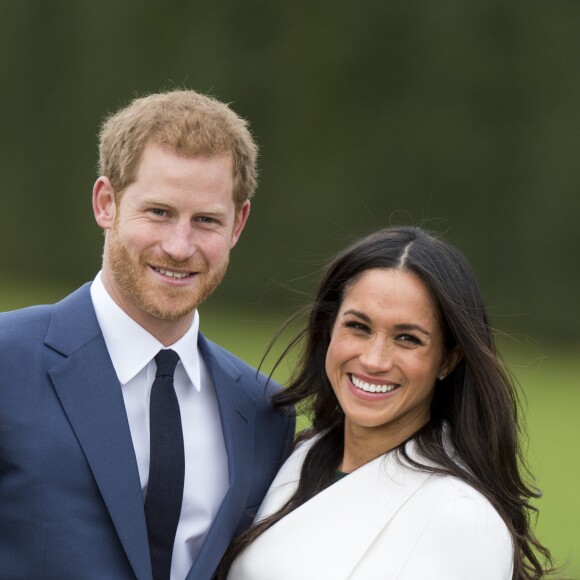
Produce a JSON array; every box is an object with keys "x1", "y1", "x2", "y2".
[{"x1": 218, "y1": 226, "x2": 554, "y2": 579}]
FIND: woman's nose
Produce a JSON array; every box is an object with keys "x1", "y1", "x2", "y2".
[{"x1": 359, "y1": 338, "x2": 393, "y2": 373}]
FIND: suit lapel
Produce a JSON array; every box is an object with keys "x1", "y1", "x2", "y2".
[
  {"x1": 186, "y1": 335, "x2": 257, "y2": 580},
  {"x1": 45, "y1": 285, "x2": 152, "y2": 580}
]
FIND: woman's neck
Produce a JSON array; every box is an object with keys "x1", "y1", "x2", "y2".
[{"x1": 340, "y1": 418, "x2": 428, "y2": 472}]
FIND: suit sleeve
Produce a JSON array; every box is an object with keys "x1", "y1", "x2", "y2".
[{"x1": 397, "y1": 495, "x2": 514, "y2": 579}]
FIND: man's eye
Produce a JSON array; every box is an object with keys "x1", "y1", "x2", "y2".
[
  {"x1": 150, "y1": 208, "x2": 167, "y2": 217},
  {"x1": 197, "y1": 216, "x2": 216, "y2": 224}
]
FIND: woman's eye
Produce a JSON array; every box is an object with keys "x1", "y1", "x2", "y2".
[
  {"x1": 344, "y1": 320, "x2": 370, "y2": 333},
  {"x1": 398, "y1": 334, "x2": 422, "y2": 345}
]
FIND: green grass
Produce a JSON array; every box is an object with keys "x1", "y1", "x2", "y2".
[
  {"x1": 509, "y1": 348, "x2": 580, "y2": 577},
  {"x1": 2, "y1": 285, "x2": 578, "y2": 576}
]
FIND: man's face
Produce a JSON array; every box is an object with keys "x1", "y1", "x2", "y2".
[{"x1": 94, "y1": 142, "x2": 249, "y2": 340}]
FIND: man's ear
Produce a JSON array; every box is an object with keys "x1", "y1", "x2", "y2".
[
  {"x1": 230, "y1": 200, "x2": 251, "y2": 249},
  {"x1": 93, "y1": 176, "x2": 117, "y2": 230},
  {"x1": 438, "y1": 346, "x2": 463, "y2": 381}
]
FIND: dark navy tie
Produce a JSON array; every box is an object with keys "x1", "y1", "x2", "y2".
[{"x1": 144, "y1": 349, "x2": 184, "y2": 580}]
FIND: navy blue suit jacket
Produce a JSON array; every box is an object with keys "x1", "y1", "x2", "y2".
[{"x1": 0, "y1": 284, "x2": 294, "y2": 580}]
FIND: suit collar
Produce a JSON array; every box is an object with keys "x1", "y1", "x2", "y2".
[
  {"x1": 45, "y1": 283, "x2": 102, "y2": 355},
  {"x1": 187, "y1": 335, "x2": 258, "y2": 580},
  {"x1": 46, "y1": 284, "x2": 153, "y2": 580},
  {"x1": 46, "y1": 286, "x2": 260, "y2": 580}
]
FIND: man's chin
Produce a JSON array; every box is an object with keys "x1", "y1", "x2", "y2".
[
  {"x1": 136, "y1": 270, "x2": 224, "y2": 321},
  {"x1": 143, "y1": 298, "x2": 200, "y2": 322}
]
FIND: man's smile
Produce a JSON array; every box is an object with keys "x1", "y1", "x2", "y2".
[{"x1": 153, "y1": 267, "x2": 193, "y2": 279}]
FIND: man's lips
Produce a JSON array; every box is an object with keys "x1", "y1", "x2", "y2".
[{"x1": 152, "y1": 267, "x2": 194, "y2": 280}]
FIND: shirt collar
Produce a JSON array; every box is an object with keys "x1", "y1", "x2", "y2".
[{"x1": 90, "y1": 272, "x2": 202, "y2": 391}]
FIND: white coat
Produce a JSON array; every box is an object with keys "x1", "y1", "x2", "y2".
[{"x1": 228, "y1": 435, "x2": 514, "y2": 579}]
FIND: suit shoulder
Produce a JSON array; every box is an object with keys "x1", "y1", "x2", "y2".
[
  {"x1": 0, "y1": 284, "x2": 92, "y2": 351},
  {"x1": 202, "y1": 337, "x2": 254, "y2": 369},
  {"x1": 0, "y1": 303, "x2": 53, "y2": 341},
  {"x1": 200, "y1": 334, "x2": 281, "y2": 392}
]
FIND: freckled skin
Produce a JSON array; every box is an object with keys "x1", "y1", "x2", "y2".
[{"x1": 325, "y1": 269, "x2": 459, "y2": 471}]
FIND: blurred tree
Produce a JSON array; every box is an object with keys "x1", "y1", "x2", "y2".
[{"x1": 0, "y1": 0, "x2": 578, "y2": 340}]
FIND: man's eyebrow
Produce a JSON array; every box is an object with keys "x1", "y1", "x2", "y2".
[
  {"x1": 140, "y1": 197, "x2": 172, "y2": 207},
  {"x1": 140, "y1": 197, "x2": 228, "y2": 213}
]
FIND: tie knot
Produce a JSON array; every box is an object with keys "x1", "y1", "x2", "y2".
[{"x1": 154, "y1": 349, "x2": 180, "y2": 378}]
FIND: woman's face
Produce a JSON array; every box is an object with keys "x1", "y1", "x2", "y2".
[{"x1": 325, "y1": 268, "x2": 458, "y2": 448}]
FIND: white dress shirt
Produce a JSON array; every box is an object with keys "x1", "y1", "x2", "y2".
[{"x1": 91, "y1": 272, "x2": 229, "y2": 580}]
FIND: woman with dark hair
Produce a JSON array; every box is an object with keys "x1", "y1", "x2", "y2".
[{"x1": 220, "y1": 226, "x2": 553, "y2": 579}]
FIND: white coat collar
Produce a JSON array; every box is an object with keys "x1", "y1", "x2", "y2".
[{"x1": 254, "y1": 436, "x2": 433, "y2": 580}]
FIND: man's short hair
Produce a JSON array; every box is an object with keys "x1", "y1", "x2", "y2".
[{"x1": 98, "y1": 90, "x2": 258, "y2": 209}]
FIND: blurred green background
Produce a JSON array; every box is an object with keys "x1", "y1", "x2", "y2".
[{"x1": 1, "y1": 0, "x2": 578, "y2": 575}]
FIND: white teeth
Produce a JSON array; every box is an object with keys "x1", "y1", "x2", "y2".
[
  {"x1": 351, "y1": 375, "x2": 398, "y2": 394},
  {"x1": 156, "y1": 268, "x2": 190, "y2": 279}
]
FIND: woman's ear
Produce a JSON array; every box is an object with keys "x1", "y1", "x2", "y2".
[{"x1": 438, "y1": 346, "x2": 463, "y2": 381}]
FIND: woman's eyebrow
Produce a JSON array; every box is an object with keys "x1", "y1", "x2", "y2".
[
  {"x1": 393, "y1": 323, "x2": 431, "y2": 336},
  {"x1": 342, "y1": 311, "x2": 432, "y2": 336},
  {"x1": 342, "y1": 309, "x2": 371, "y2": 322}
]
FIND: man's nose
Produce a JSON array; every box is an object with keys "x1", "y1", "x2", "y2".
[{"x1": 160, "y1": 221, "x2": 196, "y2": 262}]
